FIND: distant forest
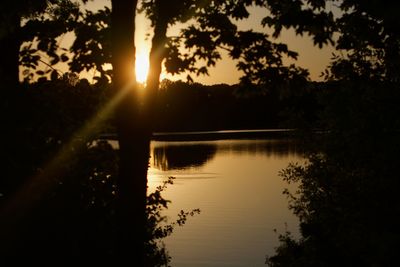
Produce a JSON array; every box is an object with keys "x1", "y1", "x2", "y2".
[
  {"x1": 155, "y1": 79, "x2": 319, "y2": 131},
  {"x1": 11, "y1": 76, "x2": 322, "y2": 136}
]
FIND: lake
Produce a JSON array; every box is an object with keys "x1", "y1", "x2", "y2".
[{"x1": 147, "y1": 138, "x2": 305, "y2": 267}]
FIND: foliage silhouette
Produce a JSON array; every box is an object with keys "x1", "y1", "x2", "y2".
[
  {"x1": 266, "y1": 1, "x2": 400, "y2": 266},
  {"x1": 267, "y1": 83, "x2": 400, "y2": 266},
  {"x1": 0, "y1": 78, "x2": 199, "y2": 266}
]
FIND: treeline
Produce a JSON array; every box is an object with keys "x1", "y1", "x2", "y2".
[
  {"x1": 155, "y1": 79, "x2": 319, "y2": 131},
  {"x1": 2, "y1": 77, "x2": 324, "y2": 136}
]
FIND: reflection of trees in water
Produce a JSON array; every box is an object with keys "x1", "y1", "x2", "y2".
[
  {"x1": 152, "y1": 139, "x2": 302, "y2": 171},
  {"x1": 215, "y1": 139, "x2": 302, "y2": 158},
  {"x1": 152, "y1": 144, "x2": 217, "y2": 171}
]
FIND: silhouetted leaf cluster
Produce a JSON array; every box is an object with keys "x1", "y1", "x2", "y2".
[{"x1": 266, "y1": 1, "x2": 400, "y2": 266}]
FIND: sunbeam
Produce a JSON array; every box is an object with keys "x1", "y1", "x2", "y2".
[{"x1": 0, "y1": 79, "x2": 136, "y2": 229}]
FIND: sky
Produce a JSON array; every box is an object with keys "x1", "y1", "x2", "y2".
[{"x1": 78, "y1": 0, "x2": 336, "y2": 84}]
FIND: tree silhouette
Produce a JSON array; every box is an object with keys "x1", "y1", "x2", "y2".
[
  {"x1": 265, "y1": 1, "x2": 400, "y2": 266},
  {"x1": 110, "y1": 0, "x2": 147, "y2": 265}
]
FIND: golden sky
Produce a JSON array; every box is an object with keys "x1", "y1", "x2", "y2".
[{"x1": 80, "y1": 0, "x2": 336, "y2": 84}]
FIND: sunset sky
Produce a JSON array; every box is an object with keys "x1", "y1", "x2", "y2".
[{"x1": 80, "y1": 0, "x2": 337, "y2": 84}]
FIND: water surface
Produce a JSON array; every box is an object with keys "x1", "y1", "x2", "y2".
[{"x1": 147, "y1": 138, "x2": 304, "y2": 267}]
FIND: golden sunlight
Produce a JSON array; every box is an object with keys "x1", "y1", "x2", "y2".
[{"x1": 135, "y1": 52, "x2": 150, "y2": 84}]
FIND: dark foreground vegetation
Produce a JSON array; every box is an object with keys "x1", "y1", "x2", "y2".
[
  {"x1": 0, "y1": 77, "x2": 202, "y2": 265},
  {"x1": 265, "y1": 0, "x2": 400, "y2": 265},
  {"x1": 267, "y1": 80, "x2": 400, "y2": 266}
]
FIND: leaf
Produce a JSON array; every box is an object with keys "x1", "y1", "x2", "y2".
[
  {"x1": 197, "y1": 66, "x2": 208, "y2": 76},
  {"x1": 61, "y1": 54, "x2": 69, "y2": 62},
  {"x1": 51, "y1": 70, "x2": 59, "y2": 81},
  {"x1": 186, "y1": 74, "x2": 193, "y2": 83},
  {"x1": 50, "y1": 56, "x2": 60, "y2": 65}
]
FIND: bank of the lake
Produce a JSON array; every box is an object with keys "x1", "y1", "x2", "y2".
[{"x1": 100, "y1": 128, "x2": 297, "y2": 141}]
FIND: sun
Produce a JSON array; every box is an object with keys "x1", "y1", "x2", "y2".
[{"x1": 135, "y1": 52, "x2": 149, "y2": 84}]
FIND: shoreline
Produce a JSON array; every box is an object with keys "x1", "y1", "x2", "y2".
[{"x1": 99, "y1": 129, "x2": 297, "y2": 141}]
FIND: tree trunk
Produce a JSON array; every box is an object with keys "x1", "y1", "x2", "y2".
[
  {"x1": 0, "y1": 7, "x2": 22, "y2": 203},
  {"x1": 0, "y1": 11, "x2": 20, "y2": 89},
  {"x1": 111, "y1": 1, "x2": 148, "y2": 265},
  {"x1": 143, "y1": 1, "x2": 169, "y2": 143},
  {"x1": 146, "y1": 12, "x2": 168, "y2": 112}
]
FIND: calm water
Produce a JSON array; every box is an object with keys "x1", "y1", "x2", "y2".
[{"x1": 147, "y1": 138, "x2": 305, "y2": 267}]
